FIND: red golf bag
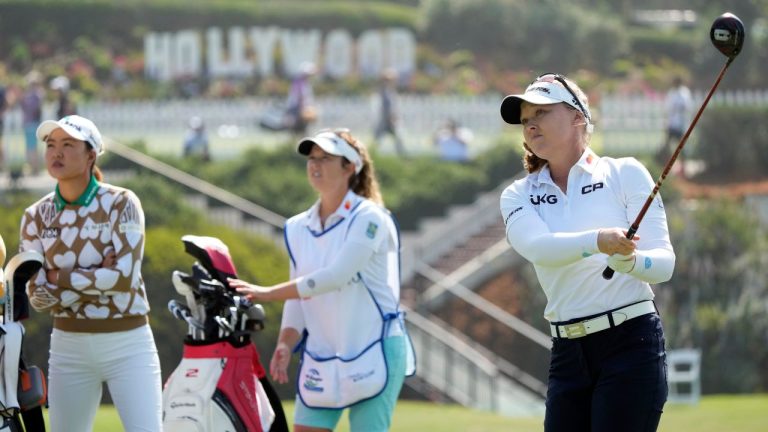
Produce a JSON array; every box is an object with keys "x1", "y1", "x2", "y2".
[{"x1": 162, "y1": 235, "x2": 288, "y2": 432}]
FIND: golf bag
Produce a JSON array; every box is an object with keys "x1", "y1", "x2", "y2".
[
  {"x1": 0, "y1": 251, "x2": 47, "y2": 432},
  {"x1": 162, "y1": 235, "x2": 288, "y2": 432}
]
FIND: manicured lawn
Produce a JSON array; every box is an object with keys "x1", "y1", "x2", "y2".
[{"x1": 45, "y1": 394, "x2": 768, "y2": 431}]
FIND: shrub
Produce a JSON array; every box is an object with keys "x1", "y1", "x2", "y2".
[
  {"x1": 693, "y1": 105, "x2": 768, "y2": 181},
  {"x1": 663, "y1": 198, "x2": 768, "y2": 392},
  {"x1": 420, "y1": 0, "x2": 628, "y2": 75}
]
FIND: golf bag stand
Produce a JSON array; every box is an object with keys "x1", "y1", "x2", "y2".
[
  {"x1": 0, "y1": 251, "x2": 47, "y2": 432},
  {"x1": 162, "y1": 235, "x2": 288, "y2": 432}
]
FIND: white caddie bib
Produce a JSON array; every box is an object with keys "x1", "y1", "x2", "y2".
[{"x1": 286, "y1": 199, "x2": 414, "y2": 409}]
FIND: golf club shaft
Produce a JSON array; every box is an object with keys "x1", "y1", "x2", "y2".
[{"x1": 602, "y1": 57, "x2": 734, "y2": 280}]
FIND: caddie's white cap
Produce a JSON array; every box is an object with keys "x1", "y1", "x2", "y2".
[
  {"x1": 297, "y1": 131, "x2": 363, "y2": 174},
  {"x1": 500, "y1": 75, "x2": 593, "y2": 132},
  {"x1": 36, "y1": 115, "x2": 105, "y2": 155}
]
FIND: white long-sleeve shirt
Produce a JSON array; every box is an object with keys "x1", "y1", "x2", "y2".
[{"x1": 500, "y1": 148, "x2": 675, "y2": 322}]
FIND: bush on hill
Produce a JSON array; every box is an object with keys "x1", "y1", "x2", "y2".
[
  {"x1": 693, "y1": 106, "x2": 768, "y2": 182},
  {"x1": 663, "y1": 198, "x2": 768, "y2": 392},
  {"x1": 3, "y1": 0, "x2": 768, "y2": 101}
]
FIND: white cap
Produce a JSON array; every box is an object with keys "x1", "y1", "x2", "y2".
[
  {"x1": 188, "y1": 116, "x2": 204, "y2": 130},
  {"x1": 298, "y1": 61, "x2": 317, "y2": 77},
  {"x1": 50, "y1": 76, "x2": 70, "y2": 91},
  {"x1": 36, "y1": 115, "x2": 105, "y2": 155},
  {"x1": 297, "y1": 131, "x2": 363, "y2": 174},
  {"x1": 500, "y1": 78, "x2": 593, "y2": 132}
]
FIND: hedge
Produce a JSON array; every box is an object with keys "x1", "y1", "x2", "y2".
[{"x1": 0, "y1": 0, "x2": 418, "y2": 50}]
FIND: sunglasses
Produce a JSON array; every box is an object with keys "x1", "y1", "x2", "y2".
[{"x1": 530, "y1": 73, "x2": 592, "y2": 124}]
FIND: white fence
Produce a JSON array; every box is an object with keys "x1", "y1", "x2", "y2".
[
  {"x1": 601, "y1": 89, "x2": 768, "y2": 155},
  {"x1": 3, "y1": 89, "x2": 766, "y2": 160},
  {"x1": 1, "y1": 95, "x2": 505, "y2": 159}
]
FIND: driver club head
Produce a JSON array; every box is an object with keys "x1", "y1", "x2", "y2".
[{"x1": 710, "y1": 12, "x2": 745, "y2": 59}]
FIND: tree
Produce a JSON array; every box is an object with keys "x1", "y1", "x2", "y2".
[{"x1": 660, "y1": 197, "x2": 768, "y2": 392}]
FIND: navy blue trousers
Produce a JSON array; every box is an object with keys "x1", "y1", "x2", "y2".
[{"x1": 544, "y1": 313, "x2": 668, "y2": 432}]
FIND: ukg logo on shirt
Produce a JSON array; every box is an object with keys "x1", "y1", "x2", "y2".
[{"x1": 530, "y1": 194, "x2": 558, "y2": 205}]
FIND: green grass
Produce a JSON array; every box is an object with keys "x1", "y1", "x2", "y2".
[{"x1": 46, "y1": 394, "x2": 768, "y2": 431}]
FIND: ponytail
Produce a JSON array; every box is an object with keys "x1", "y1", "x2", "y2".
[
  {"x1": 86, "y1": 143, "x2": 104, "y2": 181},
  {"x1": 92, "y1": 165, "x2": 103, "y2": 181},
  {"x1": 522, "y1": 142, "x2": 547, "y2": 173},
  {"x1": 335, "y1": 130, "x2": 383, "y2": 205}
]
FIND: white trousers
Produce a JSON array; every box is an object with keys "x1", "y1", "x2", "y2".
[{"x1": 48, "y1": 325, "x2": 162, "y2": 432}]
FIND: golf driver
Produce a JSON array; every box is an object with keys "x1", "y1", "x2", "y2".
[{"x1": 603, "y1": 12, "x2": 745, "y2": 280}]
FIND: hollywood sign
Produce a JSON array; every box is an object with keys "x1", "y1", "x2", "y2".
[{"x1": 144, "y1": 27, "x2": 416, "y2": 81}]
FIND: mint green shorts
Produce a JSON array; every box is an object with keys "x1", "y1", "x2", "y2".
[{"x1": 294, "y1": 335, "x2": 407, "y2": 432}]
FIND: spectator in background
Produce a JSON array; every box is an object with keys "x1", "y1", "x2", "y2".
[
  {"x1": 182, "y1": 116, "x2": 210, "y2": 161},
  {"x1": 373, "y1": 68, "x2": 406, "y2": 156},
  {"x1": 658, "y1": 76, "x2": 692, "y2": 175},
  {"x1": 21, "y1": 70, "x2": 44, "y2": 174},
  {"x1": 285, "y1": 61, "x2": 317, "y2": 136},
  {"x1": 433, "y1": 119, "x2": 472, "y2": 163},
  {"x1": 51, "y1": 75, "x2": 77, "y2": 119}
]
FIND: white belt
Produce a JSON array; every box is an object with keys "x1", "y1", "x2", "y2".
[{"x1": 550, "y1": 301, "x2": 656, "y2": 339}]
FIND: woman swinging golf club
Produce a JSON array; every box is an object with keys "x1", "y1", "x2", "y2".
[{"x1": 499, "y1": 73, "x2": 675, "y2": 431}]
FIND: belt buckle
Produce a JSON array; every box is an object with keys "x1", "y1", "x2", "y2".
[{"x1": 563, "y1": 322, "x2": 587, "y2": 338}]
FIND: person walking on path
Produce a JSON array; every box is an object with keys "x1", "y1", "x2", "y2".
[{"x1": 373, "y1": 69, "x2": 406, "y2": 156}]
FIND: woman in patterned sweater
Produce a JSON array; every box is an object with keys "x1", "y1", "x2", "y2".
[{"x1": 19, "y1": 115, "x2": 162, "y2": 431}]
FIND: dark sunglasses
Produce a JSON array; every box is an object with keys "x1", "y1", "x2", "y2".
[{"x1": 530, "y1": 73, "x2": 592, "y2": 124}]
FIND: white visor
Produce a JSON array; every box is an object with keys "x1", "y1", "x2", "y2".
[
  {"x1": 36, "y1": 115, "x2": 105, "y2": 155},
  {"x1": 500, "y1": 80, "x2": 593, "y2": 132},
  {"x1": 297, "y1": 131, "x2": 364, "y2": 174}
]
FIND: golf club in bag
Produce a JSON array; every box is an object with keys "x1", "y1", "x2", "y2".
[
  {"x1": 603, "y1": 12, "x2": 745, "y2": 279},
  {"x1": 0, "y1": 250, "x2": 47, "y2": 432},
  {"x1": 162, "y1": 235, "x2": 288, "y2": 432}
]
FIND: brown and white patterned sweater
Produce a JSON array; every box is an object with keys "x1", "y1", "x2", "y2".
[{"x1": 20, "y1": 182, "x2": 151, "y2": 333}]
